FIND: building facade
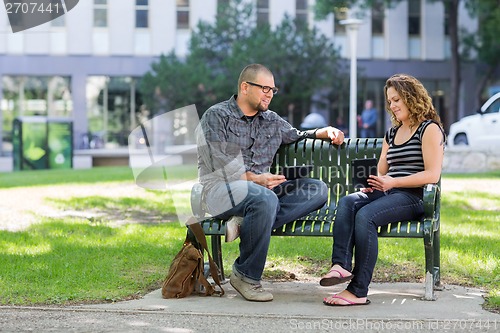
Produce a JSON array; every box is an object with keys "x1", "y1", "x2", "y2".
[{"x1": 0, "y1": 0, "x2": 481, "y2": 170}]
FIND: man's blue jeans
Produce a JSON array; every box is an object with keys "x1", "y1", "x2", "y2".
[
  {"x1": 205, "y1": 178, "x2": 328, "y2": 284},
  {"x1": 331, "y1": 189, "x2": 424, "y2": 297}
]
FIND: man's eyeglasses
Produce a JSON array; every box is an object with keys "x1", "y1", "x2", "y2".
[{"x1": 246, "y1": 81, "x2": 279, "y2": 95}]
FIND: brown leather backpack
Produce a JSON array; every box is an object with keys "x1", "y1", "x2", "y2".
[{"x1": 162, "y1": 217, "x2": 224, "y2": 298}]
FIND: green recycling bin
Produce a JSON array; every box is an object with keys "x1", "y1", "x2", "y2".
[{"x1": 12, "y1": 117, "x2": 73, "y2": 170}]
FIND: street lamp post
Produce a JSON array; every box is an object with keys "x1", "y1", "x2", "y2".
[{"x1": 340, "y1": 18, "x2": 362, "y2": 139}]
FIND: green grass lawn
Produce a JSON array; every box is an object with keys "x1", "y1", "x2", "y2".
[{"x1": 0, "y1": 167, "x2": 498, "y2": 312}]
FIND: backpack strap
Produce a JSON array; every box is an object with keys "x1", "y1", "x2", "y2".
[{"x1": 186, "y1": 217, "x2": 225, "y2": 296}]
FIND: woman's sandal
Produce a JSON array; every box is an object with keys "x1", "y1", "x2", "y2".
[
  {"x1": 323, "y1": 294, "x2": 371, "y2": 306},
  {"x1": 319, "y1": 268, "x2": 353, "y2": 286}
]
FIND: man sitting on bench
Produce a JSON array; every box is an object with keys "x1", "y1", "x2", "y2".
[{"x1": 196, "y1": 63, "x2": 344, "y2": 302}]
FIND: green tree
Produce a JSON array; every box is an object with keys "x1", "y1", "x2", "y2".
[
  {"x1": 186, "y1": 0, "x2": 256, "y2": 102},
  {"x1": 139, "y1": 52, "x2": 204, "y2": 116},
  {"x1": 241, "y1": 15, "x2": 347, "y2": 120},
  {"x1": 140, "y1": 0, "x2": 347, "y2": 125},
  {"x1": 462, "y1": 0, "x2": 500, "y2": 107}
]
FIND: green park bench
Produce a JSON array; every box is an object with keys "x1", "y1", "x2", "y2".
[{"x1": 190, "y1": 138, "x2": 442, "y2": 300}]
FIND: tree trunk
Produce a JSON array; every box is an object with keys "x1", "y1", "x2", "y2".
[
  {"x1": 446, "y1": 0, "x2": 461, "y2": 133},
  {"x1": 474, "y1": 65, "x2": 494, "y2": 110}
]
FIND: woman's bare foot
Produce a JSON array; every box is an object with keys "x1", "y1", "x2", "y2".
[
  {"x1": 323, "y1": 290, "x2": 369, "y2": 306},
  {"x1": 319, "y1": 264, "x2": 353, "y2": 286}
]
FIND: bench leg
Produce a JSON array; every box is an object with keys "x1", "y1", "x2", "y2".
[
  {"x1": 211, "y1": 234, "x2": 226, "y2": 281},
  {"x1": 423, "y1": 226, "x2": 436, "y2": 301},
  {"x1": 433, "y1": 229, "x2": 442, "y2": 290}
]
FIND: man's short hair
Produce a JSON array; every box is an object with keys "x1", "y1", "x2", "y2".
[{"x1": 237, "y1": 64, "x2": 273, "y2": 93}]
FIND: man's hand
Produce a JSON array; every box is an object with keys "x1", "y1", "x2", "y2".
[
  {"x1": 316, "y1": 126, "x2": 345, "y2": 145},
  {"x1": 242, "y1": 172, "x2": 286, "y2": 189}
]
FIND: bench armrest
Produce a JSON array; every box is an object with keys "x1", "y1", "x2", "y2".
[
  {"x1": 422, "y1": 183, "x2": 441, "y2": 231},
  {"x1": 190, "y1": 182, "x2": 205, "y2": 219}
]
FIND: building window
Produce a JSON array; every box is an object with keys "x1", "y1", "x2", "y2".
[
  {"x1": 408, "y1": 0, "x2": 421, "y2": 36},
  {"x1": 443, "y1": 3, "x2": 450, "y2": 36},
  {"x1": 136, "y1": 0, "x2": 149, "y2": 28},
  {"x1": 296, "y1": 0, "x2": 308, "y2": 28},
  {"x1": 443, "y1": 3, "x2": 450, "y2": 59},
  {"x1": 94, "y1": 0, "x2": 108, "y2": 27},
  {"x1": 256, "y1": 0, "x2": 269, "y2": 27},
  {"x1": 371, "y1": 0, "x2": 384, "y2": 35},
  {"x1": 8, "y1": 10, "x2": 23, "y2": 31},
  {"x1": 371, "y1": 0, "x2": 384, "y2": 58},
  {"x1": 177, "y1": 0, "x2": 190, "y2": 30},
  {"x1": 86, "y1": 76, "x2": 143, "y2": 149},
  {"x1": 1, "y1": 76, "x2": 72, "y2": 153},
  {"x1": 408, "y1": 0, "x2": 421, "y2": 59}
]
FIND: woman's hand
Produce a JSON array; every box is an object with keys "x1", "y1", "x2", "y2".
[{"x1": 367, "y1": 175, "x2": 396, "y2": 192}]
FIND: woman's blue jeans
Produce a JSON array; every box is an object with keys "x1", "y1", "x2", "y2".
[
  {"x1": 205, "y1": 178, "x2": 328, "y2": 284},
  {"x1": 331, "y1": 189, "x2": 424, "y2": 298}
]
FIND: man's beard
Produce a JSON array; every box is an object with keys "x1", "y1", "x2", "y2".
[{"x1": 257, "y1": 101, "x2": 269, "y2": 112}]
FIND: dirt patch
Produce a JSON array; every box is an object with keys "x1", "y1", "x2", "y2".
[{"x1": 0, "y1": 182, "x2": 151, "y2": 231}]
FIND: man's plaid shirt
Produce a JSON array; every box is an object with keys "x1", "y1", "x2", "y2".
[{"x1": 197, "y1": 95, "x2": 315, "y2": 193}]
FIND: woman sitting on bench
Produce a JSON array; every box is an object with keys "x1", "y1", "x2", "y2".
[{"x1": 321, "y1": 74, "x2": 446, "y2": 306}]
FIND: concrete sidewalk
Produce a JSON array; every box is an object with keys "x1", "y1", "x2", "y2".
[{"x1": 2, "y1": 281, "x2": 498, "y2": 332}]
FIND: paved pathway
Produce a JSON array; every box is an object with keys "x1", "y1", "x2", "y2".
[{"x1": 1, "y1": 281, "x2": 498, "y2": 332}]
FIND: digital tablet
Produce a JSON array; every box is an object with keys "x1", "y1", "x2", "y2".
[
  {"x1": 282, "y1": 165, "x2": 314, "y2": 180},
  {"x1": 351, "y1": 158, "x2": 378, "y2": 188}
]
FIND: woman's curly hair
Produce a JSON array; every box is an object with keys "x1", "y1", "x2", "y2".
[{"x1": 384, "y1": 74, "x2": 443, "y2": 130}]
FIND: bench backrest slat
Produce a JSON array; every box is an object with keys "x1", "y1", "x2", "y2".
[{"x1": 271, "y1": 138, "x2": 383, "y2": 211}]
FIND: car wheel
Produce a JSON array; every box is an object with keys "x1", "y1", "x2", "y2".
[{"x1": 454, "y1": 134, "x2": 468, "y2": 145}]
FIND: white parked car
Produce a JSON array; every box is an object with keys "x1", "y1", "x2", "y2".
[{"x1": 447, "y1": 92, "x2": 500, "y2": 149}]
